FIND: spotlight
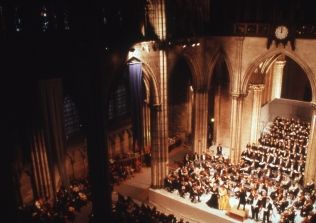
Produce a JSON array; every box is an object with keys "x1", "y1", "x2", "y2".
[
  {"x1": 192, "y1": 43, "x2": 196, "y2": 47},
  {"x1": 182, "y1": 44, "x2": 187, "y2": 48},
  {"x1": 196, "y1": 42, "x2": 200, "y2": 46}
]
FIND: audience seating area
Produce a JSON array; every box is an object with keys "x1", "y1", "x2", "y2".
[
  {"x1": 109, "y1": 153, "x2": 143, "y2": 185},
  {"x1": 109, "y1": 194, "x2": 189, "y2": 223},
  {"x1": 17, "y1": 179, "x2": 90, "y2": 223}
]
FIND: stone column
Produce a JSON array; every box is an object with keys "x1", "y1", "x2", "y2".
[
  {"x1": 187, "y1": 86, "x2": 193, "y2": 141},
  {"x1": 151, "y1": 45, "x2": 169, "y2": 189},
  {"x1": 147, "y1": 0, "x2": 166, "y2": 41},
  {"x1": 193, "y1": 88, "x2": 208, "y2": 155},
  {"x1": 271, "y1": 60, "x2": 286, "y2": 100},
  {"x1": 229, "y1": 93, "x2": 244, "y2": 164},
  {"x1": 305, "y1": 103, "x2": 316, "y2": 184},
  {"x1": 39, "y1": 79, "x2": 69, "y2": 189},
  {"x1": 143, "y1": 102, "x2": 151, "y2": 150},
  {"x1": 148, "y1": 0, "x2": 169, "y2": 188},
  {"x1": 249, "y1": 84, "x2": 264, "y2": 144},
  {"x1": 30, "y1": 128, "x2": 55, "y2": 200},
  {"x1": 151, "y1": 103, "x2": 168, "y2": 188}
]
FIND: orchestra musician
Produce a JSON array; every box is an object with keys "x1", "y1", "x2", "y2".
[
  {"x1": 250, "y1": 193, "x2": 261, "y2": 221},
  {"x1": 216, "y1": 144, "x2": 223, "y2": 156},
  {"x1": 262, "y1": 197, "x2": 273, "y2": 223}
]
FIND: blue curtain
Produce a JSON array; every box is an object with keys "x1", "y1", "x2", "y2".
[{"x1": 128, "y1": 62, "x2": 143, "y2": 153}]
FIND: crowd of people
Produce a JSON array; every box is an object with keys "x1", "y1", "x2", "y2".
[
  {"x1": 109, "y1": 194, "x2": 189, "y2": 223},
  {"x1": 17, "y1": 178, "x2": 90, "y2": 223},
  {"x1": 164, "y1": 116, "x2": 316, "y2": 223},
  {"x1": 109, "y1": 153, "x2": 143, "y2": 186}
]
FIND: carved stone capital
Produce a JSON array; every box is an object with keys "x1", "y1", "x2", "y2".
[
  {"x1": 249, "y1": 84, "x2": 265, "y2": 91},
  {"x1": 231, "y1": 92, "x2": 246, "y2": 99},
  {"x1": 275, "y1": 60, "x2": 286, "y2": 67}
]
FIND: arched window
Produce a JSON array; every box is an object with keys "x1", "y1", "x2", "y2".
[
  {"x1": 63, "y1": 95, "x2": 80, "y2": 137},
  {"x1": 107, "y1": 75, "x2": 130, "y2": 121}
]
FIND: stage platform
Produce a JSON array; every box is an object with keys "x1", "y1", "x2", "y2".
[{"x1": 149, "y1": 188, "x2": 252, "y2": 223}]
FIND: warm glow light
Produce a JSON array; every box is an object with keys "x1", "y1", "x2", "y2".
[
  {"x1": 211, "y1": 118, "x2": 215, "y2": 122},
  {"x1": 196, "y1": 42, "x2": 200, "y2": 46}
]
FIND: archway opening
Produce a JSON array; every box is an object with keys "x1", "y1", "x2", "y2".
[
  {"x1": 168, "y1": 59, "x2": 193, "y2": 156},
  {"x1": 242, "y1": 53, "x2": 313, "y2": 190},
  {"x1": 105, "y1": 62, "x2": 152, "y2": 181},
  {"x1": 208, "y1": 58, "x2": 230, "y2": 148},
  {"x1": 281, "y1": 56, "x2": 312, "y2": 102}
]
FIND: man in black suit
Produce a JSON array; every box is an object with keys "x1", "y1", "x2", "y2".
[
  {"x1": 216, "y1": 144, "x2": 223, "y2": 156},
  {"x1": 237, "y1": 186, "x2": 247, "y2": 210},
  {"x1": 262, "y1": 197, "x2": 273, "y2": 223},
  {"x1": 251, "y1": 194, "x2": 261, "y2": 221}
]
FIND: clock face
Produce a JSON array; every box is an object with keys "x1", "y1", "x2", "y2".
[{"x1": 275, "y1": 25, "x2": 289, "y2": 40}]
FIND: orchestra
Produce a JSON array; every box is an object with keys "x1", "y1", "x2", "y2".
[{"x1": 163, "y1": 116, "x2": 316, "y2": 222}]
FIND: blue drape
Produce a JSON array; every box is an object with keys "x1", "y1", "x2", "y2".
[{"x1": 128, "y1": 63, "x2": 143, "y2": 153}]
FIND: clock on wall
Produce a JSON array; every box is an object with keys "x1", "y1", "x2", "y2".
[
  {"x1": 275, "y1": 25, "x2": 289, "y2": 40},
  {"x1": 267, "y1": 24, "x2": 295, "y2": 50}
]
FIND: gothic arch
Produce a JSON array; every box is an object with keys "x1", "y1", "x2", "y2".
[
  {"x1": 242, "y1": 49, "x2": 316, "y2": 102},
  {"x1": 181, "y1": 52, "x2": 200, "y2": 90},
  {"x1": 206, "y1": 49, "x2": 233, "y2": 91},
  {"x1": 205, "y1": 48, "x2": 233, "y2": 148},
  {"x1": 127, "y1": 57, "x2": 160, "y2": 106}
]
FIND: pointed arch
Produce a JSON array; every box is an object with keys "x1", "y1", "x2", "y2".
[
  {"x1": 242, "y1": 49, "x2": 316, "y2": 102},
  {"x1": 181, "y1": 52, "x2": 200, "y2": 90},
  {"x1": 206, "y1": 49, "x2": 233, "y2": 91},
  {"x1": 205, "y1": 48, "x2": 233, "y2": 148},
  {"x1": 127, "y1": 57, "x2": 160, "y2": 106}
]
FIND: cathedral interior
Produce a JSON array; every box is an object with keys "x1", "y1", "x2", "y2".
[{"x1": 3, "y1": 0, "x2": 316, "y2": 223}]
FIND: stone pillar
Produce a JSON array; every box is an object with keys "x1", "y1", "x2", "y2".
[
  {"x1": 187, "y1": 86, "x2": 194, "y2": 140},
  {"x1": 147, "y1": 0, "x2": 166, "y2": 40},
  {"x1": 143, "y1": 102, "x2": 151, "y2": 150},
  {"x1": 85, "y1": 61, "x2": 112, "y2": 223},
  {"x1": 271, "y1": 60, "x2": 286, "y2": 100},
  {"x1": 249, "y1": 84, "x2": 264, "y2": 144},
  {"x1": 151, "y1": 103, "x2": 168, "y2": 188},
  {"x1": 229, "y1": 93, "x2": 244, "y2": 164},
  {"x1": 305, "y1": 103, "x2": 316, "y2": 184},
  {"x1": 193, "y1": 89, "x2": 208, "y2": 155},
  {"x1": 30, "y1": 128, "x2": 55, "y2": 200},
  {"x1": 38, "y1": 79, "x2": 69, "y2": 189},
  {"x1": 148, "y1": 0, "x2": 169, "y2": 188}
]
